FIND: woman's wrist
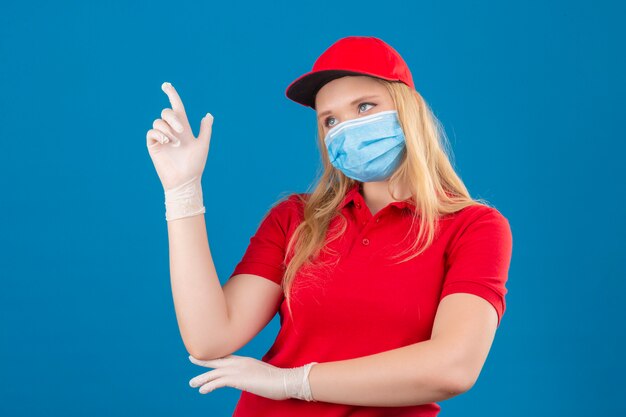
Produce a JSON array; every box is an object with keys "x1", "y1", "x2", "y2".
[
  {"x1": 164, "y1": 176, "x2": 206, "y2": 221},
  {"x1": 283, "y1": 362, "x2": 319, "y2": 402}
]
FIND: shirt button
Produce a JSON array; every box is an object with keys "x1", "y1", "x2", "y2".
[
  {"x1": 355, "y1": 202, "x2": 361, "y2": 209},
  {"x1": 362, "y1": 238, "x2": 370, "y2": 246},
  {"x1": 376, "y1": 217, "x2": 380, "y2": 223}
]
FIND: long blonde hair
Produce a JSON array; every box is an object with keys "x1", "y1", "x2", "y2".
[{"x1": 273, "y1": 78, "x2": 491, "y2": 318}]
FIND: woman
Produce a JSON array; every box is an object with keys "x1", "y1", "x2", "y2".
[{"x1": 146, "y1": 36, "x2": 513, "y2": 417}]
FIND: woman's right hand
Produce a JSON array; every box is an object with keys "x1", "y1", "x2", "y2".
[{"x1": 146, "y1": 82, "x2": 214, "y2": 192}]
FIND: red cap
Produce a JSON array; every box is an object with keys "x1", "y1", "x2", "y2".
[{"x1": 285, "y1": 36, "x2": 415, "y2": 109}]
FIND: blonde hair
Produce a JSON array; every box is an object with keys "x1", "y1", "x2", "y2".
[{"x1": 273, "y1": 78, "x2": 491, "y2": 319}]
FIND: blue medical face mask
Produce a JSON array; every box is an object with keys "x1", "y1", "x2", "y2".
[{"x1": 323, "y1": 109, "x2": 406, "y2": 182}]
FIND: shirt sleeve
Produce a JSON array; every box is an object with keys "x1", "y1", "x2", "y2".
[
  {"x1": 440, "y1": 206, "x2": 513, "y2": 328},
  {"x1": 228, "y1": 196, "x2": 296, "y2": 286}
]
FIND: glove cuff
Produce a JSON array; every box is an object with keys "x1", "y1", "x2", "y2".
[
  {"x1": 300, "y1": 361, "x2": 318, "y2": 402},
  {"x1": 285, "y1": 362, "x2": 319, "y2": 402},
  {"x1": 164, "y1": 176, "x2": 206, "y2": 221}
]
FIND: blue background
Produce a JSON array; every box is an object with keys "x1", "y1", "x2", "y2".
[{"x1": 1, "y1": 0, "x2": 624, "y2": 415}]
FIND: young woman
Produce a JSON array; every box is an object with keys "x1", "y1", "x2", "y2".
[{"x1": 146, "y1": 36, "x2": 513, "y2": 417}]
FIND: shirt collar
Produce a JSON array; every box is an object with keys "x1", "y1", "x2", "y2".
[{"x1": 338, "y1": 182, "x2": 416, "y2": 212}]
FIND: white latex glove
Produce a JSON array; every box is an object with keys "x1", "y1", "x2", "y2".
[
  {"x1": 188, "y1": 354, "x2": 319, "y2": 402},
  {"x1": 146, "y1": 82, "x2": 214, "y2": 221}
]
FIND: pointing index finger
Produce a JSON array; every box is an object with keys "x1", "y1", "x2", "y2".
[{"x1": 161, "y1": 82, "x2": 186, "y2": 114}]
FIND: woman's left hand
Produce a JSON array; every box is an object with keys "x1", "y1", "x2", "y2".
[{"x1": 188, "y1": 354, "x2": 318, "y2": 401}]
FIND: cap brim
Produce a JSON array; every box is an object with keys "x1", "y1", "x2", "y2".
[{"x1": 285, "y1": 69, "x2": 375, "y2": 109}]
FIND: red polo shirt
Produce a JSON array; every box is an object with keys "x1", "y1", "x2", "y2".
[{"x1": 228, "y1": 182, "x2": 513, "y2": 417}]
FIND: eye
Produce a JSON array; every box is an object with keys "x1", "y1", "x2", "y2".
[
  {"x1": 325, "y1": 116, "x2": 338, "y2": 128},
  {"x1": 358, "y1": 102, "x2": 375, "y2": 113},
  {"x1": 324, "y1": 102, "x2": 376, "y2": 128}
]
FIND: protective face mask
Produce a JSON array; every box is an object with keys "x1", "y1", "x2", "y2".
[{"x1": 324, "y1": 109, "x2": 406, "y2": 182}]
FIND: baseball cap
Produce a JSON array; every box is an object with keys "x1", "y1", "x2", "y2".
[{"x1": 285, "y1": 36, "x2": 415, "y2": 109}]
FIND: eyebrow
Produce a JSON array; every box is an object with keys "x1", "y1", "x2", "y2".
[{"x1": 317, "y1": 95, "x2": 380, "y2": 120}]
